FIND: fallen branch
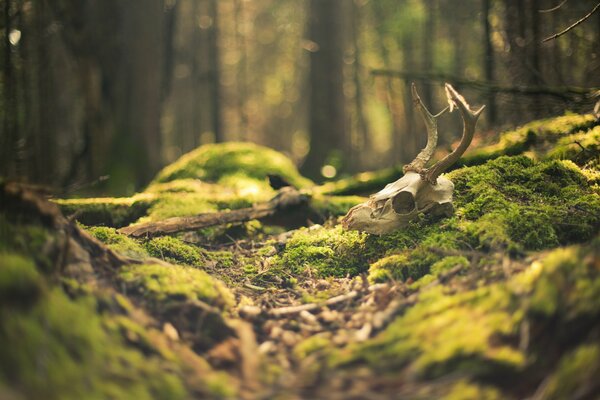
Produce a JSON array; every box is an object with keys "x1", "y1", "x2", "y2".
[{"x1": 119, "y1": 187, "x2": 309, "y2": 238}]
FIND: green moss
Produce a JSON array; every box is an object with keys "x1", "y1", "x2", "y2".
[
  {"x1": 547, "y1": 125, "x2": 600, "y2": 167},
  {"x1": 310, "y1": 194, "x2": 367, "y2": 217},
  {"x1": 55, "y1": 194, "x2": 154, "y2": 227},
  {"x1": 430, "y1": 256, "x2": 470, "y2": 275},
  {"x1": 340, "y1": 285, "x2": 524, "y2": 379},
  {"x1": 85, "y1": 226, "x2": 148, "y2": 259},
  {"x1": 331, "y1": 237, "x2": 600, "y2": 397},
  {"x1": 144, "y1": 236, "x2": 206, "y2": 266},
  {"x1": 293, "y1": 335, "x2": 332, "y2": 359},
  {"x1": 0, "y1": 287, "x2": 188, "y2": 400},
  {"x1": 459, "y1": 113, "x2": 598, "y2": 167},
  {"x1": 449, "y1": 156, "x2": 600, "y2": 251},
  {"x1": 276, "y1": 226, "x2": 369, "y2": 277},
  {"x1": 207, "y1": 250, "x2": 236, "y2": 268},
  {"x1": 369, "y1": 254, "x2": 428, "y2": 283},
  {"x1": 138, "y1": 193, "x2": 217, "y2": 223},
  {"x1": 152, "y1": 142, "x2": 314, "y2": 189},
  {"x1": 541, "y1": 344, "x2": 600, "y2": 400},
  {"x1": 0, "y1": 253, "x2": 44, "y2": 307},
  {"x1": 119, "y1": 263, "x2": 234, "y2": 309}
]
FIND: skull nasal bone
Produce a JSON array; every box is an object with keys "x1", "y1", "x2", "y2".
[{"x1": 392, "y1": 192, "x2": 416, "y2": 214}]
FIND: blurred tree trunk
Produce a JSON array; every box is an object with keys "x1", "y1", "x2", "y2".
[
  {"x1": 482, "y1": 0, "x2": 497, "y2": 125},
  {"x1": 208, "y1": 0, "x2": 223, "y2": 143},
  {"x1": 1, "y1": 0, "x2": 18, "y2": 177},
  {"x1": 301, "y1": 0, "x2": 347, "y2": 180},
  {"x1": 421, "y1": 0, "x2": 435, "y2": 108},
  {"x1": 110, "y1": 0, "x2": 165, "y2": 192},
  {"x1": 351, "y1": 0, "x2": 370, "y2": 169}
]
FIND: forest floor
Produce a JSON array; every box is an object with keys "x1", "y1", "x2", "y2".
[{"x1": 2, "y1": 112, "x2": 600, "y2": 400}]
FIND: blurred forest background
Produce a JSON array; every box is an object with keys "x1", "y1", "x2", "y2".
[{"x1": 1, "y1": 0, "x2": 599, "y2": 195}]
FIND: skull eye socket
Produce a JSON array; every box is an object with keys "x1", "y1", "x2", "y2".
[{"x1": 392, "y1": 191, "x2": 416, "y2": 214}]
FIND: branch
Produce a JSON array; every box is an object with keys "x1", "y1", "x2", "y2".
[
  {"x1": 539, "y1": 0, "x2": 568, "y2": 13},
  {"x1": 371, "y1": 70, "x2": 599, "y2": 101},
  {"x1": 542, "y1": 2, "x2": 600, "y2": 42},
  {"x1": 118, "y1": 187, "x2": 309, "y2": 238}
]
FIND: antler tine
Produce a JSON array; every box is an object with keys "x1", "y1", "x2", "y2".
[
  {"x1": 423, "y1": 83, "x2": 485, "y2": 184},
  {"x1": 403, "y1": 83, "x2": 448, "y2": 174}
]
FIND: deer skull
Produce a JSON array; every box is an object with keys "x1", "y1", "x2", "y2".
[{"x1": 342, "y1": 83, "x2": 484, "y2": 235}]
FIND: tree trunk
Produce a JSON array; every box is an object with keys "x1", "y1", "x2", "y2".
[
  {"x1": 301, "y1": 0, "x2": 347, "y2": 180},
  {"x1": 482, "y1": 0, "x2": 497, "y2": 125}
]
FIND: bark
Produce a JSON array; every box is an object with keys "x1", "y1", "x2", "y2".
[
  {"x1": 482, "y1": 0, "x2": 497, "y2": 125},
  {"x1": 119, "y1": 187, "x2": 310, "y2": 238},
  {"x1": 301, "y1": 0, "x2": 347, "y2": 180}
]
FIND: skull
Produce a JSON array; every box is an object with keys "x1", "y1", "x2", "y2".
[{"x1": 342, "y1": 83, "x2": 484, "y2": 235}]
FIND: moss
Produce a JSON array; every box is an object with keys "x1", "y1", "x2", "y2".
[
  {"x1": 138, "y1": 193, "x2": 218, "y2": 223},
  {"x1": 541, "y1": 344, "x2": 600, "y2": 400},
  {"x1": 276, "y1": 225, "x2": 369, "y2": 277},
  {"x1": 330, "y1": 237, "x2": 600, "y2": 397},
  {"x1": 85, "y1": 226, "x2": 148, "y2": 259},
  {"x1": 0, "y1": 287, "x2": 188, "y2": 400},
  {"x1": 144, "y1": 236, "x2": 206, "y2": 266},
  {"x1": 459, "y1": 113, "x2": 598, "y2": 167},
  {"x1": 369, "y1": 254, "x2": 428, "y2": 283},
  {"x1": 444, "y1": 380, "x2": 503, "y2": 400},
  {"x1": 0, "y1": 253, "x2": 45, "y2": 307},
  {"x1": 449, "y1": 156, "x2": 600, "y2": 251},
  {"x1": 206, "y1": 250, "x2": 236, "y2": 269},
  {"x1": 547, "y1": 125, "x2": 600, "y2": 167},
  {"x1": 293, "y1": 335, "x2": 332, "y2": 359},
  {"x1": 55, "y1": 194, "x2": 154, "y2": 227},
  {"x1": 340, "y1": 285, "x2": 525, "y2": 379},
  {"x1": 310, "y1": 194, "x2": 366, "y2": 217},
  {"x1": 118, "y1": 263, "x2": 234, "y2": 309},
  {"x1": 152, "y1": 142, "x2": 314, "y2": 189},
  {"x1": 0, "y1": 215, "x2": 55, "y2": 273},
  {"x1": 430, "y1": 256, "x2": 470, "y2": 275}
]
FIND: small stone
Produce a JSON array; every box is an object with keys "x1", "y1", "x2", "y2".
[
  {"x1": 300, "y1": 310, "x2": 318, "y2": 324},
  {"x1": 281, "y1": 330, "x2": 298, "y2": 347},
  {"x1": 239, "y1": 305, "x2": 262, "y2": 319},
  {"x1": 163, "y1": 322, "x2": 179, "y2": 341}
]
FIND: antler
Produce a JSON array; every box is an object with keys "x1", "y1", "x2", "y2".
[
  {"x1": 422, "y1": 83, "x2": 485, "y2": 184},
  {"x1": 403, "y1": 83, "x2": 448, "y2": 174}
]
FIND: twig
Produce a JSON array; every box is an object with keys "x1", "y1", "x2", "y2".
[
  {"x1": 542, "y1": 2, "x2": 600, "y2": 42},
  {"x1": 539, "y1": 0, "x2": 568, "y2": 13},
  {"x1": 266, "y1": 284, "x2": 389, "y2": 318}
]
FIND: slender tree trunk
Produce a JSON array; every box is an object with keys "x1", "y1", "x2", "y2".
[
  {"x1": 301, "y1": 0, "x2": 347, "y2": 180},
  {"x1": 422, "y1": 0, "x2": 435, "y2": 108},
  {"x1": 208, "y1": 0, "x2": 223, "y2": 143},
  {"x1": 482, "y1": 0, "x2": 497, "y2": 125},
  {"x1": 111, "y1": 0, "x2": 165, "y2": 192},
  {"x1": 350, "y1": 0, "x2": 370, "y2": 170},
  {"x1": 2, "y1": 0, "x2": 18, "y2": 177}
]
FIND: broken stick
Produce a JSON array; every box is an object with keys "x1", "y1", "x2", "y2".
[{"x1": 119, "y1": 187, "x2": 309, "y2": 238}]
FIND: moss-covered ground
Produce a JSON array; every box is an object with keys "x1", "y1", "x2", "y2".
[{"x1": 3, "y1": 115, "x2": 600, "y2": 399}]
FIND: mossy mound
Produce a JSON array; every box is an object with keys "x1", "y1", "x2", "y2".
[
  {"x1": 118, "y1": 263, "x2": 234, "y2": 309},
  {"x1": 273, "y1": 156, "x2": 600, "y2": 283},
  {"x1": 152, "y1": 141, "x2": 314, "y2": 190},
  {"x1": 329, "y1": 237, "x2": 600, "y2": 398},
  {"x1": 460, "y1": 113, "x2": 598, "y2": 167},
  {"x1": 55, "y1": 194, "x2": 155, "y2": 227},
  {"x1": 86, "y1": 226, "x2": 149, "y2": 259},
  {"x1": 1, "y1": 192, "x2": 237, "y2": 400}
]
